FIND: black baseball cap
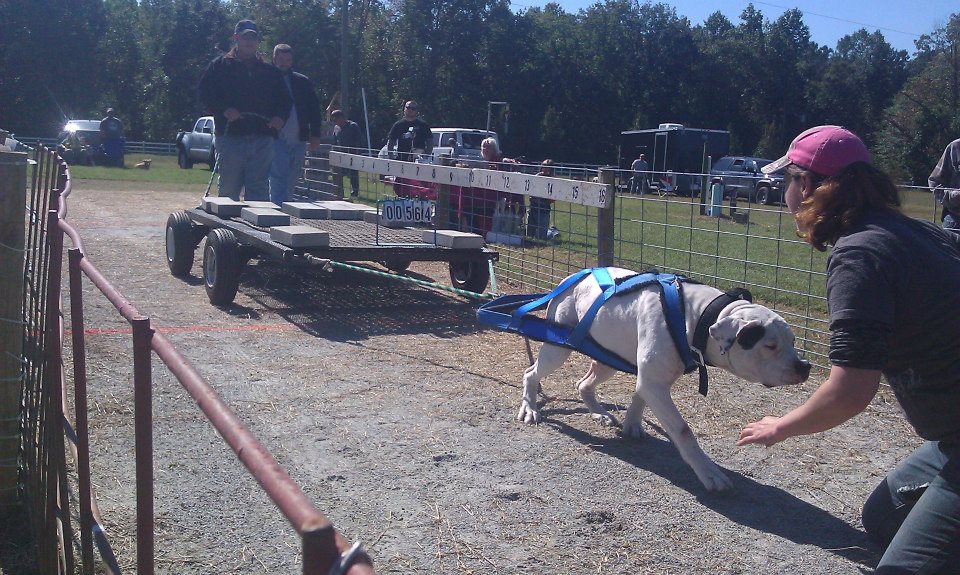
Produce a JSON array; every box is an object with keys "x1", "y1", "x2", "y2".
[{"x1": 235, "y1": 19, "x2": 259, "y2": 37}]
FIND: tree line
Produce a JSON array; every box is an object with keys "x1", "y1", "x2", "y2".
[{"x1": 1, "y1": 0, "x2": 958, "y2": 183}]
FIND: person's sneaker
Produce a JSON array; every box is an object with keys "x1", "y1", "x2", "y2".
[{"x1": 350, "y1": 191, "x2": 359, "y2": 198}]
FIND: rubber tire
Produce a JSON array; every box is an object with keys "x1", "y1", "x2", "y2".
[
  {"x1": 203, "y1": 228, "x2": 242, "y2": 305},
  {"x1": 165, "y1": 211, "x2": 195, "y2": 277},
  {"x1": 755, "y1": 186, "x2": 772, "y2": 205},
  {"x1": 383, "y1": 259, "x2": 411, "y2": 273},
  {"x1": 449, "y1": 260, "x2": 490, "y2": 293},
  {"x1": 178, "y1": 149, "x2": 193, "y2": 169}
]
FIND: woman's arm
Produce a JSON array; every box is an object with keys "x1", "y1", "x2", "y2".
[{"x1": 737, "y1": 365, "x2": 881, "y2": 447}]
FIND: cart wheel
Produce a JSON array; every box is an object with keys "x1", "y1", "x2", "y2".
[
  {"x1": 449, "y1": 260, "x2": 490, "y2": 293},
  {"x1": 203, "y1": 228, "x2": 242, "y2": 305},
  {"x1": 383, "y1": 259, "x2": 411, "y2": 273},
  {"x1": 165, "y1": 211, "x2": 196, "y2": 277}
]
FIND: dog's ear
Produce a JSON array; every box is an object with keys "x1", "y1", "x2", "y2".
[
  {"x1": 709, "y1": 317, "x2": 763, "y2": 354},
  {"x1": 735, "y1": 322, "x2": 766, "y2": 350}
]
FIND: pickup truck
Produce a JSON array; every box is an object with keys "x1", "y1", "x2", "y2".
[
  {"x1": 175, "y1": 116, "x2": 216, "y2": 169},
  {"x1": 709, "y1": 155, "x2": 784, "y2": 205}
]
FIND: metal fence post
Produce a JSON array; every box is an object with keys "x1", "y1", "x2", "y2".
[
  {"x1": 436, "y1": 156, "x2": 452, "y2": 230},
  {"x1": 597, "y1": 167, "x2": 616, "y2": 267},
  {"x1": 68, "y1": 248, "x2": 96, "y2": 574},
  {"x1": 0, "y1": 150, "x2": 28, "y2": 508},
  {"x1": 132, "y1": 316, "x2": 155, "y2": 575},
  {"x1": 42, "y1": 208, "x2": 67, "y2": 573}
]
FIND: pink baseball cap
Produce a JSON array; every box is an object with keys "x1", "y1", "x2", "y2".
[{"x1": 762, "y1": 125, "x2": 871, "y2": 177}]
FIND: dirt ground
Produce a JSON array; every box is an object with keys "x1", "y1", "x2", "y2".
[{"x1": 58, "y1": 180, "x2": 920, "y2": 574}]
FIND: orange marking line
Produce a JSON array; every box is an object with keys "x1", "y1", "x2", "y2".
[{"x1": 67, "y1": 324, "x2": 297, "y2": 336}]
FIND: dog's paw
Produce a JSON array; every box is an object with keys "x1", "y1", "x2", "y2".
[
  {"x1": 591, "y1": 413, "x2": 620, "y2": 427},
  {"x1": 517, "y1": 400, "x2": 541, "y2": 424},
  {"x1": 621, "y1": 420, "x2": 647, "y2": 439},
  {"x1": 695, "y1": 462, "x2": 734, "y2": 492}
]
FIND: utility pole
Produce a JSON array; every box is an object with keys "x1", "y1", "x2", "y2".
[{"x1": 340, "y1": 0, "x2": 350, "y2": 117}]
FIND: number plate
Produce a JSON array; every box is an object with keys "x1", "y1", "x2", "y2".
[{"x1": 380, "y1": 199, "x2": 435, "y2": 225}]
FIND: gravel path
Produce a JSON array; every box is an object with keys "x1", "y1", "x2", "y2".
[{"x1": 62, "y1": 180, "x2": 917, "y2": 574}]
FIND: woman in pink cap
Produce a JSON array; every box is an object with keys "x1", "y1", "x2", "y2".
[{"x1": 738, "y1": 126, "x2": 960, "y2": 573}]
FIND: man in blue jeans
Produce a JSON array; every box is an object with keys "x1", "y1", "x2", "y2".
[
  {"x1": 269, "y1": 43, "x2": 323, "y2": 205},
  {"x1": 199, "y1": 19, "x2": 291, "y2": 202}
]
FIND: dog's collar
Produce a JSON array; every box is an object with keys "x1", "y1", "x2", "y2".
[{"x1": 690, "y1": 288, "x2": 753, "y2": 396}]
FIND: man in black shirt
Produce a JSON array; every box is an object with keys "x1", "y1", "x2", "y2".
[
  {"x1": 199, "y1": 19, "x2": 291, "y2": 201},
  {"x1": 386, "y1": 100, "x2": 432, "y2": 162},
  {"x1": 268, "y1": 43, "x2": 323, "y2": 205},
  {"x1": 99, "y1": 108, "x2": 125, "y2": 166}
]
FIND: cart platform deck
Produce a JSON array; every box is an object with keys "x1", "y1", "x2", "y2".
[{"x1": 185, "y1": 207, "x2": 499, "y2": 264}]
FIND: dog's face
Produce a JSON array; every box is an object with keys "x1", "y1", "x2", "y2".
[{"x1": 708, "y1": 304, "x2": 811, "y2": 387}]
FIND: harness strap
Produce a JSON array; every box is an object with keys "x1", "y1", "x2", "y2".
[
  {"x1": 508, "y1": 268, "x2": 593, "y2": 330},
  {"x1": 657, "y1": 275, "x2": 698, "y2": 376},
  {"x1": 566, "y1": 268, "x2": 616, "y2": 347},
  {"x1": 482, "y1": 268, "x2": 736, "y2": 397}
]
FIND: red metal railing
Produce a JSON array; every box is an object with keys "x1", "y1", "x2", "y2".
[{"x1": 25, "y1": 145, "x2": 375, "y2": 574}]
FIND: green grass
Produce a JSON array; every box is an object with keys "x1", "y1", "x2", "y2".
[{"x1": 67, "y1": 154, "x2": 214, "y2": 186}]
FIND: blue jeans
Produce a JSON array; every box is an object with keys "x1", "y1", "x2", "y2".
[
  {"x1": 526, "y1": 198, "x2": 552, "y2": 239},
  {"x1": 340, "y1": 168, "x2": 360, "y2": 196},
  {"x1": 862, "y1": 441, "x2": 960, "y2": 573},
  {"x1": 269, "y1": 138, "x2": 307, "y2": 205},
  {"x1": 216, "y1": 134, "x2": 274, "y2": 202}
]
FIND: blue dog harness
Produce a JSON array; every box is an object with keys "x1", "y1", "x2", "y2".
[{"x1": 477, "y1": 268, "x2": 752, "y2": 396}]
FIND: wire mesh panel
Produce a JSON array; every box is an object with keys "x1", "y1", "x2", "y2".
[
  {"x1": 322, "y1": 153, "x2": 947, "y2": 370},
  {"x1": 20, "y1": 146, "x2": 73, "y2": 574}
]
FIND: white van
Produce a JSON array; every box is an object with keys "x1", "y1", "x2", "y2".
[
  {"x1": 379, "y1": 128, "x2": 499, "y2": 167},
  {"x1": 430, "y1": 128, "x2": 499, "y2": 166}
]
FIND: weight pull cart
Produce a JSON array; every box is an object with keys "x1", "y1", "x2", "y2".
[{"x1": 164, "y1": 198, "x2": 499, "y2": 306}]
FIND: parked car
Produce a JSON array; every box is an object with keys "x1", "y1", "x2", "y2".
[
  {"x1": 430, "y1": 128, "x2": 498, "y2": 167},
  {"x1": 175, "y1": 116, "x2": 216, "y2": 169},
  {"x1": 58, "y1": 120, "x2": 101, "y2": 150},
  {"x1": 57, "y1": 119, "x2": 125, "y2": 167},
  {"x1": 709, "y1": 156, "x2": 784, "y2": 205}
]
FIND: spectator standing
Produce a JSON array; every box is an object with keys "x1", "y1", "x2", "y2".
[
  {"x1": 737, "y1": 125, "x2": 960, "y2": 573},
  {"x1": 98, "y1": 107, "x2": 125, "y2": 166},
  {"x1": 199, "y1": 19, "x2": 291, "y2": 202},
  {"x1": 331, "y1": 109, "x2": 364, "y2": 197},
  {"x1": 929, "y1": 137, "x2": 960, "y2": 230},
  {"x1": 527, "y1": 159, "x2": 555, "y2": 240},
  {"x1": 268, "y1": 44, "x2": 323, "y2": 205},
  {"x1": 386, "y1": 101, "x2": 432, "y2": 162},
  {"x1": 630, "y1": 153, "x2": 648, "y2": 194},
  {"x1": 467, "y1": 137, "x2": 520, "y2": 236},
  {"x1": 99, "y1": 108, "x2": 123, "y2": 142}
]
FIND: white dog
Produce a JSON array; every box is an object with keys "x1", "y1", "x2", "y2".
[{"x1": 517, "y1": 267, "x2": 811, "y2": 491}]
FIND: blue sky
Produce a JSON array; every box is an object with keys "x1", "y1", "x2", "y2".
[{"x1": 509, "y1": 0, "x2": 955, "y2": 54}]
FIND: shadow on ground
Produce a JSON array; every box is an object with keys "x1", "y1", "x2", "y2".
[
  {"x1": 225, "y1": 261, "x2": 485, "y2": 342},
  {"x1": 548, "y1": 415, "x2": 880, "y2": 569},
  {"x1": 0, "y1": 505, "x2": 38, "y2": 574}
]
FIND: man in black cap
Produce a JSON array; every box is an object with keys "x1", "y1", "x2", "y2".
[{"x1": 199, "y1": 19, "x2": 292, "y2": 201}]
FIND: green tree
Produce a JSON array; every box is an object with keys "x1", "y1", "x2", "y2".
[{"x1": 99, "y1": 0, "x2": 144, "y2": 136}]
